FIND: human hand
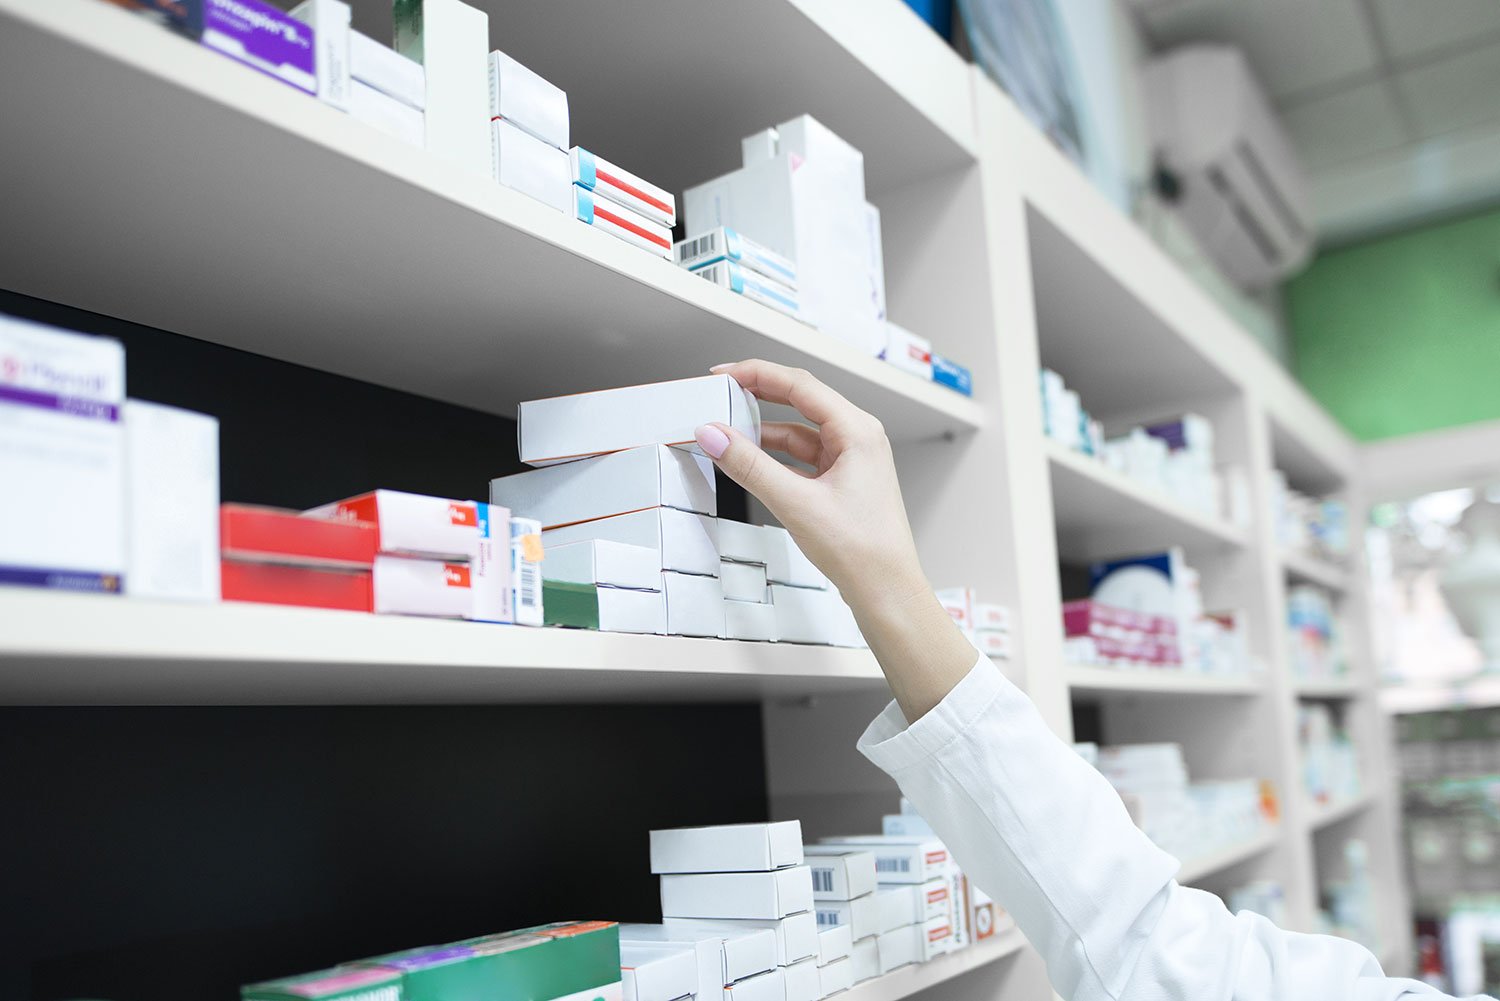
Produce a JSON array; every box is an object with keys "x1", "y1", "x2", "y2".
[{"x1": 694, "y1": 359, "x2": 928, "y2": 611}]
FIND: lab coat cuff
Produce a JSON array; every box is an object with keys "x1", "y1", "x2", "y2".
[{"x1": 857, "y1": 655, "x2": 1006, "y2": 776}]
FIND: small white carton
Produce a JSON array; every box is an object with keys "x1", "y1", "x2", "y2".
[
  {"x1": 289, "y1": 0, "x2": 352, "y2": 110},
  {"x1": 619, "y1": 929, "x2": 718, "y2": 1001},
  {"x1": 725, "y1": 599, "x2": 777, "y2": 642},
  {"x1": 575, "y1": 187, "x2": 674, "y2": 259},
  {"x1": 818, "y1": 837, "x2": 949, "y2": 884},
  {"x1": 542, "y1": 508, "x2": 719, "y2": 576},
  {"x1": 665, "y1": 571, "x2": 726, "y2": 638},
  {"x1": 674, "y1": 227, "x2": 797, "y2": 289},
  {"x1": 621, "y1": 922, "x2": 777, "y2": 992},
  {"x1": 488, "y1": 50, "x2": 569, "y2": 149},
  {"x1": 817, "y1": 957, "x2": 853, "y2": 999},
  {"x1": 974, "y1": 602, "x2": 1011, "y2": 632},
  {"x1": 876, "y1": 880, "x2": 949, "y2": 927},
  {"x1": 349, "y1": 79, "x2": 424, "y2": 147},
  {"x1": 651, "y1": 821, "x2": 803, "y2": 874},
  {"x1": 873, "y1": 887, "x2": 908, "y2": 936},
  {"x1": 881, "y1": 322, "x2": 931, "y2": 380},
  {"x1": 801, "y1": 848, "x2": 876, "y2": 902},
  {"x1": 349, "y1": 29, "x2": 424, "y2": 109},
  {"x1": 772, "y1": 586, "x2": 847, "y2": 646},
  {"x1": 918, "y1": 914, "x2": 956, "y2": 960},
  {"x1": 306, "y1": 489, "x2": 479, "y2": 561},
  {"x1": 372, "y1": 554, "x2": 472, "y2": 617},
  {"x1": 771, "y1": 115, "x2": 866, "y2": 201},
  {"x1": 664, "y1": 913, "x2": 818, "y2": 967},
  {"x1": 723, "y1": 969, "x2": 783, "y2": 1001},
  {"x1": 720, "y1": 561, "x2": 768, "y2": 603},
  {"x1": 472, "y1": 502, "x2": 511, "y2": 623},
  {"x1": 544, "y1": 540, "x2": 660, "y2": 591},
  {"x1": 880, "y1": 813, "x2": 934, "y2": 838},
  {"x1": 491, "y1": 445, "x2": 716, "y2": 529},
  {"x1": 510, "y1": 516, "x2": 544, "y2": 626},
  {"x1": 813, "y1": 895, "x2": 878, "y2": 941},
  {"x1": 393, "y1": 0, "x2": 490, "y2": 177},
  {"x1": 0, "y1": 316, "x2": 125, "y2": 594},
  {"x1": 973, "y1": 628, "x2": 1012, "y2": 660},
  {"x1": 491, "y1": 118, "x2": 572, "y2": 214},
  {"x1": 659, "y1": 921, "x2": 788, "y2": 981},
  {"x1": 659, "y1": 866, "x2": 814, "y2": 921},
  {"x1": 573, "y1": 147, "x2": 676, "y2": 227},
  {"x1": 815, "y1": 925, "x2": 853, "y2": 966},
  {"x1": 783, "y1": 959, "x2": 819, "y2": 1001},
  {"x1": 621, "y1": 943, "x2": 699, "y2": 1001},
  {"x1": 692, "y1": 261, "x2": 800, "y2": 321},
  {"x1": 849, "y1": 937, "x2": 878, "y2": 984},
  {"x1": 875, "y1": 924, "x2": 919, "y2": 974},
  {"x1": 518, "y1": 374, "x2": 758, "y2": 467},
  {"x1": 123, "y1": 400, "x2": 220, "y2": 602},
  {"x1": 763, "y1": 528, "x2": 826, "y2": 589},
  {"x1": 717, "y1": 520, "x2": 772, "y2": 566},
  {"x1": 596, "y1": 586, "x2": 668, "y2": 634}
]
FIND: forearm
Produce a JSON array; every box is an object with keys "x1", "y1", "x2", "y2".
[{"x1": 842, "y1": 571, "x2": 978, "y2": 724}]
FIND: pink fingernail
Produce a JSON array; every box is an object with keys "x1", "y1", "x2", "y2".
[
  {"x1": 709, "y1": 363, "x2": 734, "y2": 373},
  {"x1": 696, "y1": 423, "x2": 730, "y2": 458}
]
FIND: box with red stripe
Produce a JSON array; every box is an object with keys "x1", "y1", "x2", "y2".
[
  {"x1": 573, "y1": 187, "x2": 672, "y2": 260},
  {"x1": 571, "y1": 147, "x2": 676, "y2": 228}
]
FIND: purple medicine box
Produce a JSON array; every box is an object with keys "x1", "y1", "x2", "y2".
[{"x1": 200, "y1": 0, "x2": 317, "y2": 95}]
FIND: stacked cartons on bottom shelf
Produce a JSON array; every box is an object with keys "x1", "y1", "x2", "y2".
[{"x1": 802, "y1": 846, "x2": 878, "y2": 986}]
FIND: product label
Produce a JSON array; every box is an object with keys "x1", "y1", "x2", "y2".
[
  {"x1": 443, "y1": 563, "x2": 471, "y2": 588},
  {"x1": 447, "y1": 502, "x2": 478, "y2": 528}
]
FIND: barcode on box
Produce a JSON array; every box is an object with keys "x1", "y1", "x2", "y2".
[
  {"x1": 518, "y1": 560, "x2": 541, "y2": 612},
  {"x1": 811, "y1": 867, "x2": 834, "y2": 893},
  {"x1": 816, "y1": 909, "x2": 841, "y2": 928},
  {"x1": 876, "y1": 857, "x2": 911, "y2": 874},
  {"x1": 676, "y1": 232, "x2": 722, "y2": 264}
]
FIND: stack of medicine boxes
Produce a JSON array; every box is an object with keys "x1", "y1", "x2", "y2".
[
  {"x1": 799, "y1": 845, "x2": 875, "y2": 989},
  {"x1": 488, "y1": 48, "x2": 573, "y2": 214},
  {"x1": 674, "y1": 228, "x2": 801, "y2": 321},
  {"x1": 819, "y1": 834, "x2": 958, "y2": 973},
  {"x1": 937, "y1": 589, "x2": 1013, "y2": 663},
  {"x1": 291, "y1": 0, "x2": 428, "y2": 149},
  {"x1": 571, "y1": 146, "x2": 677, "y2": 260},
  {"x1": 716, "y1": 520, "x2": 776, "y2": 643},
  {"x1": 654, "y1": 822, "x2": 823, "y2": 1001},
  {"x1": 304, "y1": 490, "x2": 512, "y2": 622},
  {"x1": 881, "y1": 801, "x2": 1014, "y2": 944},
  {"x1": 617, "y1": 923, "x2": 779, "y2": 1001},
  {"x1": 495, "y1": 376, "x2": 743, "y2": 638}
]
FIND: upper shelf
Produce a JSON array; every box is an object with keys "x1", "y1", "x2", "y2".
[
  {"x1": 0, "y1": 588, "x2": 888, "y2": 705},
  {"x1": 1177, "y1": 828, "x2": 1280, "y2": 885},
  {"x1": 1281, "y1": 550, "x2": 1352, "y2": 593},
  {"x1": 0, "y1": 0, "x2": 984, "y2": 443},
  {"x1": 1065, "y1": 665, "x2": 1263, "y2": 698},
  {"x1": 1046, "y1": 439, "x2": 1249, "y2": 563}
]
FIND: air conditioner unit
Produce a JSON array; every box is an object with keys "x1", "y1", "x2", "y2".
[{"x1": 1145, "y1": 45, "x2": 1313, "y2": 289}]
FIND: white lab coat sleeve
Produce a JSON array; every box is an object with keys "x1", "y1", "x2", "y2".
[{"x1": 857, "y1": 656, "x2": 1467, "y2": 1001}]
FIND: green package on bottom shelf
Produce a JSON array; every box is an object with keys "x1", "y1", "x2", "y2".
[
  {"x1": 242, "y1": 965, "x2": 403, "y2": 1001},
  {"x1": 544, "y1": 579, "x2": 601, "y2": 629},
  {"x1": 355, "y1": 920, "x2": 622, "y2": 1001}
]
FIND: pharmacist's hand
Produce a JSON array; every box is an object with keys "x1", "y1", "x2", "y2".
[{"x1": 695, "y1": 360, "x2": 927, "y2": 609}]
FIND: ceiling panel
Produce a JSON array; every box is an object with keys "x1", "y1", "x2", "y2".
[
  {"x1": 1397, "y1": 43, "x2": 1500, "y2": 139},
  {"x1": 1280, "y1": 80, "x2": 1410, "y2": 169},
  {"x1": 1369, "y1": 0, "x2": 1500, "y2": 61},
  {"x1": 1140, "y1": 0, "x2": 1379, "y2": 100}
]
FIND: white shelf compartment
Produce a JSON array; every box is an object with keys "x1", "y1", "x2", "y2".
[
  {"x1": 842, "y1": 928, "x2": 1028, "y2": 1001},
  {"x1": 0, "y1": 0, "x2": 984, "y2": 443},
  {"x1": 0, "y1": 588, "x2": 888, "y2": 705},
  {"x1": 1292, "y1": 677, "x2": 1362, "y2": 700},
  {"x1": 1046, "y1": 439, "x2": 1249, "y2": 563},
  {"x1": 1176, "y1": 827, "x2": 1280, "y2": 885},
  {"x1": 1281, "y1": 550, "x2": 1352, "y2": 593},
  {"x1": 1066, "y1": 665, "x2": 1264, "y2": 698},
  {"x1": 1304, "y1": 790, "x2": 1376, "y2": 833}
]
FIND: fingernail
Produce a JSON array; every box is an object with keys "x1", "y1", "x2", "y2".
[
  {"x1": 695, "y1": 423, "x2": 730, "y2": 458},
  {"x1": 709, "y1": 363, "x2": 734, "y2": 373}
]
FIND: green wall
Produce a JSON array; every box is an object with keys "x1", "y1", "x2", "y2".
[{"x1": 1285, "y1": 206, "x2": 1500, "y2": 442}]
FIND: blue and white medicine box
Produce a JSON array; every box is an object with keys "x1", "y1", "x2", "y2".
[
  {"x1": 674, "y1": 227, "x2": 798, "y2": 290},
  {"x1": 693, "y1": 260, "x2": 800, "y2": 321},
  {"x1": 931, "y1": 353, "x2": 972, "y2": 396}
]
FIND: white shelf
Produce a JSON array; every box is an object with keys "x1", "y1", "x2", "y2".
[
  {"x1": 0, "y1": 588, "x2": 887, "y2": 705},
  {"x1": 842, "y1": 928, "x2": 1027, "y2": 1001},
  {"x1": 1065, "y1": 665, "x2": 1263, "y2": 698},
  {"x1": 0, "y1": 0, "x2": 984, "y2": 443},
  {"x1": 1293, "y1": 677, "x2": 1362, "y2": 699},
  {"x1": 1281, "y1": 551, "x2": 1353, "y2": 593},
  {"x1": 1046, "y1": 439, "x2": 1249, "y2": 562},
  {"x1": 1305, "y1": 791, "x2": 1376, "y2": 833},
  {"x1": 1177, "y1": 828, "x2": 1280, "y2": 884}
]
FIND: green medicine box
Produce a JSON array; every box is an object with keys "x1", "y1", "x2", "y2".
[{"x1": 242, "y1": 965, "x2": 403, "y2": 1001}]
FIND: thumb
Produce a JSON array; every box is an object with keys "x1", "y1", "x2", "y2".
[{"x1": 695, "y1": 422, "x2": 806, "y2": 519}]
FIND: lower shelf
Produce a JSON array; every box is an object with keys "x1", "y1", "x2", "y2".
[
  {"x1": 1066, "y1": 665, "x2": 1263, "y2": 697},
  {"x1": 845, "y1": 928, "x2": 1029, "y2": 1001},
  {"x1": 1176, "y1": 828, "x2": 1280, "y2": 884},
  {"x1": 1305, "y1": 791, "x2": 1376, "y2": 832},
  {"x1": 0, "y1": 587, "x2": 885, "y2": 704}
]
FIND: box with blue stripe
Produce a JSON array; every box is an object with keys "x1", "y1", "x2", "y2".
[
  {"x1": 692, "y1": 261, "x2": 801, "y2": 321},
  {"x1": 674, "y1": 227, "x2": 797, "y2": 290}
]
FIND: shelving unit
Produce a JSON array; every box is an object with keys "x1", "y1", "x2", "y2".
[{"x1": 0, "y1": 0, "x2": 1412, "y2": 994}]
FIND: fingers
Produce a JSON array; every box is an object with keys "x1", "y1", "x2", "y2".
[
  {"x1": 760, "y1": 421, "x2": 823, "y2": 467},
  {"x1": 695, "y1": 422, "x2": 807, "y2": 518},
  {"x1": 712, "y1": 360, "x2": 855, "y2": 428}
]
